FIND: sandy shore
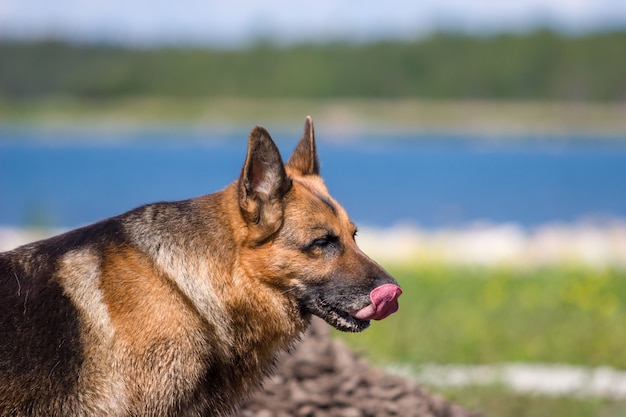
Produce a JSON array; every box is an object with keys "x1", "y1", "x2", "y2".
[
  {"x1": 3, "y1": 99, "x2": 626, "y2": 135},
  {"x1": 2, "y1": 220, "x2": 626, "y2": 267},
  {"x1": 356, "y1": 220, "x2": 626, "y2": 268}
]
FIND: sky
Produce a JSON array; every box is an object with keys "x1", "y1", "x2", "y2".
[{"x1": 1, "y1": 0, "x2": 626, "y2": 47}]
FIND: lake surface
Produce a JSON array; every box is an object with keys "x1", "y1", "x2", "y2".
[{"x1": 1, "y1": 126, "x2": 626, "y2": 229}]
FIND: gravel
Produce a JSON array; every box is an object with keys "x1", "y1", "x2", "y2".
[{"x1": 237, "y1": 318, "x2": 475, "y2": 417}]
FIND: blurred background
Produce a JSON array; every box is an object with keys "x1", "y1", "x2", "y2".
[{"x1": 1, "y1": 1, "x2": 626, "y2": 415}]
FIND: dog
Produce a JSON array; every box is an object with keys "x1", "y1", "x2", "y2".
[{"x1": 0, "y1": 117, "x2": 402, "y2": 416}]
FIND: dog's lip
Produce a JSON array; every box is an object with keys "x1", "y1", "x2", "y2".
[
  {"x1": 350, "y1": 284, "x2": 402, "y2": 321},
  {"x1": 306, "y1": 298, "x2": 371, "y2": 332},
  {"x1": 329, "y1": 306, "x2": 371, "y2": 331}
]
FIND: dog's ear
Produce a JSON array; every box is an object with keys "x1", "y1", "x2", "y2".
[
  {"x1": 238, "y1": 126, "x2": 292, "y2": 244},
  {"x1": 287, "y1": 116, "x2": 320, "y2": 176}
]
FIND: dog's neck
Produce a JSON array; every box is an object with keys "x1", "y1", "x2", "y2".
[{"x1": 131, "y1": 187, "x2": 309, "y2": 413}]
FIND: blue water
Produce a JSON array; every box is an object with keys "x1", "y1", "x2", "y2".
[{"x1": 1, "y1": 126, "x2": 626, "y2": 228}]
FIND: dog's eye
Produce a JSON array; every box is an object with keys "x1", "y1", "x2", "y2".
[{"x1": 308, "y1": 234, "x2": 339, "y2": 250}]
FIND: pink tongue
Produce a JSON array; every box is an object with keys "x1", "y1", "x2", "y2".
[{"x1": 351, "y1": 284, "x2": 402, "y2": 321}]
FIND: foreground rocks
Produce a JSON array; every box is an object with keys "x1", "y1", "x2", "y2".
[{"x1": 238, "y1": 318, "x2": 474, "y2": 417}]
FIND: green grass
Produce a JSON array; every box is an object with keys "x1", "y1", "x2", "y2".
[
  {"x1": 338, "y1": 264, "x2": 626, "y2": 368},
  {"x1": 334, "y1": 264, "x2": 626, "y2": 417}
]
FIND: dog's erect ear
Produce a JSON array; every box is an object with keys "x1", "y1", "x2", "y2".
[
  {"x1": 238, "y1": 126, "x2": 292, "y2": 244},
  {"x1": 287, "y1": 116, "x2": 320, "y2": 176}
]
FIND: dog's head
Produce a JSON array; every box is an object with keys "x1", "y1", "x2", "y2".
[{"x1": 236, "y1": 117, "x2": 401, "y2": 332}]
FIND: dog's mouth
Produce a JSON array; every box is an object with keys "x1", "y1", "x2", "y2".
[
  {"x1": 304, "y1": 284, "x2": 403, "y2": 333},
  {"x1": 306, "y1": 298, "x2": 371, "y2": 332}
]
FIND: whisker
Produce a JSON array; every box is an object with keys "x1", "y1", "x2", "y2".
[{"x1": 14, "y1": 272, "x2": 21, "y2": 296}]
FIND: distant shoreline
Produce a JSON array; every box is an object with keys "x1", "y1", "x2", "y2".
[
  {"x1": 3, "y1": 220, "x2": 625, "y2": 267},
  {"x1": 2, "y1": 98, "x2": 626, "y2": 137}
]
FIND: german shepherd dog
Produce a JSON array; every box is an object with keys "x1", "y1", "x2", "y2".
[{"x1": 0, "y1": 117, "x2": 402, "y2": 416}]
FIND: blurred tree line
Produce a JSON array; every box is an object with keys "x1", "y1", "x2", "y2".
[{"x1": 1, "y1": 30, "x2": 625, "y2": 101}]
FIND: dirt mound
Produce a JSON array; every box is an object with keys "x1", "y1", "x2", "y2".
[{"x1": 238, "y1": 318, "x2": 474, "y2": 417}]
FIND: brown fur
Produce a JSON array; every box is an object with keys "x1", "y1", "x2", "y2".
[{"x1": 0, "y1": 117, "x2": 399, "y2": 416}]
